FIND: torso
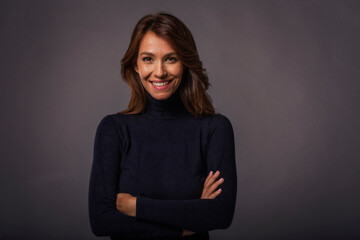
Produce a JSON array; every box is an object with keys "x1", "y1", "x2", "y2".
[{"x1": 110, "y1": 111, "x2": 216, "y2": 200}]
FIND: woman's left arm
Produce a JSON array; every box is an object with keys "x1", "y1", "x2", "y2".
[{"x1": 118, "y1": 115, "x2": 237, "y2": 232}]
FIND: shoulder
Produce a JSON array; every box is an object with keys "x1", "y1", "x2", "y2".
[
  {"x1": 196, "y1": 114, "x2": 234, "y2": 144},
  {"x1": 97, "y1": 112, "x2": 143, "y2": 133},
  {"x1": 97, "y1": 114, "x2": 120, "y2": 130},
  {"x1": 212, "y1": 114, "x2": 233, "y2": 127},
  {"x1": 95, "y1": 113, "x2": 137, "y2": 145},
  {"x1": 200, "y1": 113, "x2": 234, "y2": 132},
  {"x1": 95, "y1": 114, "x2": 121, "y2": 139},
  {"x1": 201, "y1": 114, "x2": 235, "y2": 150},
  {"x1": 96, "y1": 113, "x2": 134, "y2": 136},
  {"x1": 98, "y1": 113, "x2": 140, "y2": 128}
]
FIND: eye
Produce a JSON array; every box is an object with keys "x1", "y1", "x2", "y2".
[
  {"x1": 142, "y1": 56, "x2": 152, "y2": 62},
  {"x1": 166, "y1": 56, "x2": 178, "y2": 63}
]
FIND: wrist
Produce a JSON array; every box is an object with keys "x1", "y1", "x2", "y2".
[
  {"x1": 116, "y1": 193, "x2": 137, "y2": 217},
  {"x1": 131, "y1": 196, "x2": 137, "y2": 217}
]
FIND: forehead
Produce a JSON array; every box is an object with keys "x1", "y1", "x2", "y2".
[{"x1": 138, "y1": 31, "x2": 175, "y2": 54}]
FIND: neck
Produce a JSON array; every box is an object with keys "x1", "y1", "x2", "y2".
[{"x1": 144, "y1": 90, "x2": 186, "y2": 118}]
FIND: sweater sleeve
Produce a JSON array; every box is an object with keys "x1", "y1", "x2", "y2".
[
  {"x1": 88, "y1": 115, "x2": 182, "y2": 238},
  {"x1": 136, "y1": 115, "x2": 237, "y2": 232}
]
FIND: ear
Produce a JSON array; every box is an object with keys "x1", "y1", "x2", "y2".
[{"x1": 134, "y1": 64, "x2": 139, "y2": 73}]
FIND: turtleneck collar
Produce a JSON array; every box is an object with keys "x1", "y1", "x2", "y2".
[{"x1": 144, "y1": 89, "x2": 187, "y2": 119}]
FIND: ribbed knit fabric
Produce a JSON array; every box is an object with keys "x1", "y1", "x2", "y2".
[{"x1": 89, "y1": 90, "x2": 237, "y2": 240}]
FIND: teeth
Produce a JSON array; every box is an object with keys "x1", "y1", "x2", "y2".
[{"x1": 151, "y1": 81, "x2": 170, "y2": 87}]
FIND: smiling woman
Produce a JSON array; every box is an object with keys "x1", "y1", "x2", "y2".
[
  {"x1": 135, "y1": 31, "x2": 183, "y2": 100},
  {"x1": 89, "y1": 12, "x2": 237, "y2": 240}
]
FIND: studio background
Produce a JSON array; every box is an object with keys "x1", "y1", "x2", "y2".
[{"x1": 1, "y1": 0, "x2": 359, "y2": 239}]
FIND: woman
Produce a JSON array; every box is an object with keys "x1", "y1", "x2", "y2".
[{"x1": 89, "y1": 13, "x2": 237, "y2": 240}]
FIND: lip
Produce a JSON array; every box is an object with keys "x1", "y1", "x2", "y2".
[
  {"x1": 149, "y1": 79, "x2": 173, "y2": 83},
  {"x1": 149, "y1": 79, "x2": 173, "y2": 90}
]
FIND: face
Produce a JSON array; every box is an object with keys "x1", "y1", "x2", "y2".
[{"x1": 135, "y1": 31, "x2": 183, "y2": 100}]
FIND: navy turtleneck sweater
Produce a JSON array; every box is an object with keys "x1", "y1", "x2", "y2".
[{"x1": 89, "y1": 90, "x2": 237, "y2": 240}]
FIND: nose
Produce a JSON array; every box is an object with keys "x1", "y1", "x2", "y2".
[{"x1": 153, "y1": 61, "x2": 167, "y2": 78}]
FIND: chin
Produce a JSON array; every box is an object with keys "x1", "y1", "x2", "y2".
[{"x1": 151, "y1": 92, "x2": 172, "y2": 100}]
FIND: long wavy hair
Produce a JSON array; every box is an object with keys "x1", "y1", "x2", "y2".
[{"x1": 120, "y1": 12, "x2": 215, "y2": 117}]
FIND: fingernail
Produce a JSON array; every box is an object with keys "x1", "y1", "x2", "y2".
[
  {"x1": 218, "y1": 188, "x2": 222, "y2": 192},
  {"x1": 210, "y1": 171, "x2": 213, "y2": 175},
  {"x1": 216, "y1": 170, "x2": 220, "y2": 174},
  {"x1": 219, "y1": 178, "x2": 224, "y2": 182}
]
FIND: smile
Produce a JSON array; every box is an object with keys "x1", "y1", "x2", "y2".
[{"x1": 150, "y1": 79, "x2": 173, "y2": 87}]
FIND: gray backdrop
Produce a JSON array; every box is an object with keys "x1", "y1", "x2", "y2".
[{"x1": 1, "y1": 0, "x2": 359, "y2": 239}]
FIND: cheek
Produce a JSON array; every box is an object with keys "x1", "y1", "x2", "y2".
[
  {"x1": 137, "y1": 64, "x2": 152, "y2": 79},
  {"x1": 169, "y1": 65, "x2": 183, "y2": 77}
]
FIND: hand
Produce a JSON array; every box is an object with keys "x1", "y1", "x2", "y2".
[
  {"x1": 116, "y1": 193, "x2": 137, "y2": 217},
  {"x1": 182, "y1": 229, "x2": 196, "y2": 236},
  {"x1": 201, "y1": 170, "x2": 224, "y2": 199},
  {"x1": 182, "y1": 170, "x2": 224, "y2": 236}
]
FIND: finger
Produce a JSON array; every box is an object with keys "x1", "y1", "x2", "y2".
[
  {"x1": 208, "y1": 188, "x2": 222, "y2": 199},
  {"x1": 202, "y1": 177, "x2": 224, "y2": 199},
  {"x1": 207, "y1": 178, "x2": 224, "y2": 195},
  {"x1": 201, "y1": 189, "x2": 215, "y2": 199},
  {"x1": 202, "y1": 171, "x2": 222, "y2": 198},
  {"x1": 204, "y1": 170, "x2": 220, "y2": 187},
  {"x1": 203, "y1": 172, "x2": 221, "y2": 197},
  {"x1": 204, "y1": 171, "x2": 213, "y2": 186},
  {"x1": 210, "y1": 170, "x2": 220, "y2": 182}
]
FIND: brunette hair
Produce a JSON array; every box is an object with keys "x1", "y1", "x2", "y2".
[{"x1": 120, "y1": 12, "x2": 215, "y2": 117}]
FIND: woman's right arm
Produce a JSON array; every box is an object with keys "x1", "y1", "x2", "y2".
[{"x1": 88, "y1": 115, "x2": 182, "y2": 238}]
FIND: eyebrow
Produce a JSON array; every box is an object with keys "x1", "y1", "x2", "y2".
[{"x1": 139, "y1": 52, "x2": 177, "y2": 57}]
